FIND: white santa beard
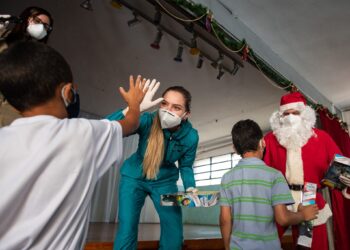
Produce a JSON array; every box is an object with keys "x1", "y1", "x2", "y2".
[
  {"x1": 272, "y1": 121, "x2": 314, "y2": 150},
  {"x1": 270, "y1": 106, "x2": 316, "y2": 150}
]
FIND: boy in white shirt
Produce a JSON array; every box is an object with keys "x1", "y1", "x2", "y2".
[{"x1": 0, "y1": 41, "x2": 146, "y2": 250}]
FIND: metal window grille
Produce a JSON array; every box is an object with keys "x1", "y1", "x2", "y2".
[{"x1": 194, "y1": 153, "x2": 241, "y2": 186}]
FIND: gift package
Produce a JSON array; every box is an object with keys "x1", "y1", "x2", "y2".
[
  {"x1": 321, "y1": 154, "x2": 350, "y2": 189},
  {"x1": 297, "y1": 182, "x2": 317, "y2": 248},
  {"x1": 160, "y1": 191, "x2": 220, "y2": 207}
]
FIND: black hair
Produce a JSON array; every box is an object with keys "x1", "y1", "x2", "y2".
[
  {"x1": 162, "y1": 86, "x2": 192, "y2": 112},
  {"x1": 0, "y1": 41, "x2": 73, "y2": 112},
  {"x1": 231, "y1": 119, "x2": 263, "y2": 156},
  {"x1": 5, "y1": 6, "x2": 54, "y2": 44}
]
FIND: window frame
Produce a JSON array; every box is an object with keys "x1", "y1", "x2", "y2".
[{"x1": 193, "y1": 153, "x2": 241, "y2": 186}]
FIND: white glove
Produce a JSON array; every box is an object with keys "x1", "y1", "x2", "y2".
[
  {"x1": 122, "y1": 78, "x2": 163, "y2": 115},
  {"x1": 342, "y1": 187, "x2": 350, "y2": 199},
  {"x1": 339, "y1": 174, "x2": 350, "y2": 199},
  {"x1": 0, "y1": 14, "x2": 11, "y2": 32},
  {"x1": 339, "y1": 174, "x2": 350, "y2": 187},
  {"x1": 140, "y1": 79, "x2": 163, "y2": 112},
  {"x1": 186, "y1": 187, "x2": 198, "y2": 193}
]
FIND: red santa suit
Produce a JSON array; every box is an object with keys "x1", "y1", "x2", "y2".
[{"x1": 263, "y1": 92, "x2": 349, "y2": 250}]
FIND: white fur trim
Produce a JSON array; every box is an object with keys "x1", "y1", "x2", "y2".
[
  {"x1": 342, "y1": 187, "x2": 350, "y2": 199},
  {"x1": 285, "y1": 148, "x2": 304, "y2": 213},
  {"x1": 285, "y1": 148, "x2": 304, "y2": 184},
  {"x1": 313, "y1": 203, "x2": 332, "y2": 226},
  {"x1": 280, "y1": 102, "x2": 305, "y2": 112}
]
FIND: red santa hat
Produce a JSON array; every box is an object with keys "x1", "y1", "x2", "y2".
[{"x1": 279, "y1": 92, "x2": 306, "y2": 113}]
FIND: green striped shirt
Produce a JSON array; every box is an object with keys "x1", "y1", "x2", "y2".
[{"x1": 220, "y1": 157, "x2": 294, "y2": 250}]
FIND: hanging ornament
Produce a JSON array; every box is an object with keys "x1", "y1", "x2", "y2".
[
  {"x1": 291, "y1": 84, "x2": 299, "y2": 93},
  {"x1": 242, "y1": 44, "x2": 249, "y2": 61},
  {"x1": 110, "y1": 0, "x2": 122, "y2": 9},
  {"x1": 205, "y1": 11, "x2": 213, "y2": 32},
  {"x1": 189, "y1": 34, "x2": 200, "y2": 55}
]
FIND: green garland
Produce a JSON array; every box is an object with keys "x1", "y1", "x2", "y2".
[
  {"x1": 169, "y1": 0, "x2": 292, "y2": 88},
  {"x1": 169, "y1": 0, "x2": 207, "y2": 15}
]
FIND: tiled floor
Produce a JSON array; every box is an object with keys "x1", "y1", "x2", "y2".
[{"x1": 87, "y1": 223, "x2": 221, "y2": 242}]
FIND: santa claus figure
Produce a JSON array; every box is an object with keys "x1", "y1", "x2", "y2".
[{"x1": 264, "y1": 92, "x2": 350, "y2": 250}]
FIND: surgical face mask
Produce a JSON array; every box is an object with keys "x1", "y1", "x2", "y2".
[
  {"x1": 61, "y1": 86, "x2": 80, "y2": 118},
  {"x1": 158, "y1": 108, "x2": 185, "y2": 129},
  {"x1": 281, "y1": 114, "x2": 302, "y2": 127},
  {"x1": 26, "y1": 23, "x2": 47, "y2": 40}
]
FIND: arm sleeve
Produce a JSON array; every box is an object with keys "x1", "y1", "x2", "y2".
[
  {"x1": 106, "y1": 110, "x2": 152, "y2": 136},
  {"x1": 105, "y1": 109, "x2": 125, "y2": 121},
  {"x1": 178, "y1": 131, "x2": 199, "y2": 190},
  {"x1": 271, "y1": 171, "x2": 295, "y2": 206},
  {"x1": 89, "y1": 119, "x2": 123, "y2": 179},
  {"x1": 220, "y1": 174, "x2": 231, "y2": 207}
]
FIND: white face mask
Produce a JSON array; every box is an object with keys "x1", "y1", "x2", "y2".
[
  {"x1": 281, "y1": 114, "x2": 302, "y2": 127},
  {"x1": 158, "y1": 108, "x2": 185, "y2": 129},
  {"x1": 27, "y1": 23, "x2": 47, "y2": 40}
]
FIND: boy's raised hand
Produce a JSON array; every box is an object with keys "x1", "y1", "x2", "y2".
[
  {"x1": 118, "y1": 75, "x2": 148, "y2": 136},
  {"x1": 119, "y1": 75, "x2": 147, "y2": 110},
  {"x1": 298, "y1": 204, "x2": 319, "y2": 221}
]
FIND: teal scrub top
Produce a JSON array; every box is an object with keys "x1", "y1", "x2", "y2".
[{"x1": 106, "y1": 110, "x2": 199, "y2": 190}]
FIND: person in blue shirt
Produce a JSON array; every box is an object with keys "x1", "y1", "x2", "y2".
[{"x1": 107, "y1": 82, "x2": 199, "y2": 250}]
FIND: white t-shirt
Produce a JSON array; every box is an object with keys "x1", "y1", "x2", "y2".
[{"x1": 0, "y1": 115, "x2": 123, "y2": 250}]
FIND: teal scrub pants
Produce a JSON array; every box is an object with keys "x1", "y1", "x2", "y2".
[{"x1": 113, "y1": 176, "x2": 183, "y2": 250}]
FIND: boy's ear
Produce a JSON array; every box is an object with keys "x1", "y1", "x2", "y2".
[{"x1": 61, "y1": 82, "x2": 73, "y2": 101}]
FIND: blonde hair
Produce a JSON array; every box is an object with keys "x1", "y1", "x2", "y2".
[
  {"x1": 142, "y1": 86, "x2": 191, "y2": 179},
  {"x1": 143, "y1": 115, "x2": 164, "y2": 179}
]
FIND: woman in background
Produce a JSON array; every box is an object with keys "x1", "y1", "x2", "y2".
[
  {"x1": 1, "y1": 6, "x2": 53, "y2": 46},
  {"x1": 0, "y1": 6, "x2": 54, "y2": 127}
]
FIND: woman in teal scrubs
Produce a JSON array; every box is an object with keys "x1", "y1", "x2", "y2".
[{"x1": 107, "y1": 83, "x2": 199, "y2": 250}]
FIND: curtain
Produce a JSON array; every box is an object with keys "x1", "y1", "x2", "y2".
[
  {"x1": 318, "y1": 109, "x2": 350, "y2": 157},
  {"x1": 90, "y1": 135, "x2": 139, "y2": 222},
  {"x1": 342, "y1": 111, "x2": 350, "y2": 134},
  {"x1": 318, "y1": 109, "x2": 350, "y2": 250}
]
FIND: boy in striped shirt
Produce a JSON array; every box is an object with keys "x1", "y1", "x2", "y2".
[{"x1": 220, "y1": 119, "x2": 319, "y2": 250}]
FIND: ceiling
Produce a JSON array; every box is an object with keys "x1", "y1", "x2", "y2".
[
  {"x1": 1, "y1": 0, "x2": 348, "y2": 156},
  {"x1": 198, "y1": 0, "x2": 350, "y2": 111}
]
